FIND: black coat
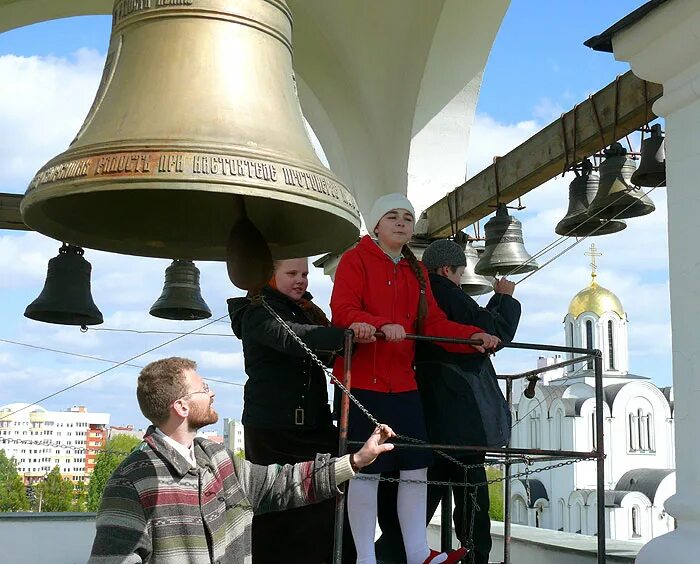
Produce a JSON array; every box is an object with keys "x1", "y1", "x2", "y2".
[
  {"x1": 228, "y1": 286, "x2": 345, "y2": 430},
  {"x1": 416, "y1": 274, "x2": 521, "y2": 448}
]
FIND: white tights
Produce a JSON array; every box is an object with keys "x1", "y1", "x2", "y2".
[{"x1": 348, "y1": 468, "x2": 446, "y2": 564}]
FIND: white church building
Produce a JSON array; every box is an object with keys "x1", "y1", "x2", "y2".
[{"x1": 510, "y1": 252, "x2": 676, "y2": 543}]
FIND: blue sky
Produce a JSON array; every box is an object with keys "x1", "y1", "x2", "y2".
[{"x1": 0, "y1": 1, "x2": 670, "y2": 432}]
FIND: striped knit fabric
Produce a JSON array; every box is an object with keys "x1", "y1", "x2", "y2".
[{"x1": 88, "y1": 426, "x2": 339, "y2": 564}]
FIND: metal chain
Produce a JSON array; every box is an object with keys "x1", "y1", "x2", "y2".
[
  {"x1": 353, "y1": 456, "x2": 590, "y2": 489},
  {"x1": 466, "y1": 485, "x2": 479, "y2": 564},
  {"x1": 257, "y1": 298, "x2": 484, "y2": 475}
]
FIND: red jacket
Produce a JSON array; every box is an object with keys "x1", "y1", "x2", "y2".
[{"x1": 331, "y1": 235, "x2": 484, "y2": 393}]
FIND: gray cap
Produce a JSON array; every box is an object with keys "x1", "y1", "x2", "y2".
[{"x1": 421, "y1": 239, "x2": 466, "y2": 269}]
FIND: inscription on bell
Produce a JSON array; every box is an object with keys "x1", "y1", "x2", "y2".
[
  {"x1": 31, "y1": 159, "x2": 91, "y2": 187},
  {"x1": 113, "y1": 0, "x2": 151, "y2": 23},
  {"x1": 192, "y1": 155, "x2": 277, "y2": 182},
  {"x1": 158, "y1": 154, "x2": 184, "y2": 173},
  {"x1": 95, "y1": 154, "x2": 151, "y2": 175}
]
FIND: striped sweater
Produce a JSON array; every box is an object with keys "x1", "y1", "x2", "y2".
[{"x1": 89, "y1": 426, "x2": 352, "y2": 563}]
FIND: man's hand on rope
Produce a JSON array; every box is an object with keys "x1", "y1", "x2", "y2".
[
  {"x1": 348, "y1": 322, "x2": 377, "y2": 343},
  {"x1": 351, "y1": 424, "x2": 396, "y2": 469}
]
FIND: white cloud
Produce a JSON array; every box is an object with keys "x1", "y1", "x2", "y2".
[{"x1": 0, "y1": 49, "x2": 105, "y2": 191}]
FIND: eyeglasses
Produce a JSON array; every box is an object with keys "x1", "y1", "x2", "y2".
[{"x1": 180, "y1": 382, "x2": 211, "y2": 399}]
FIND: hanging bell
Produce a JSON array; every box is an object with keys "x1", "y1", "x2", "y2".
[
  {"x1": 461, "y1": 242, "x2": 494, "y2": 296},
  {"x1": 474, "y1": 204, "x2": 538, "y2": 277},
  {"x1": 21, "y1": 0, "x2": 360, "y2": 269},
  {"x1": 587, "y1": 142, "x2": 655, "y2": 219},
  {"x1": 630, "y1": 124, "x2": 666, "y2": 187},
  {"x1": 555, "y1": 159, "x2": 627, "y2": 237},
  {"x1": 150, "y1": 260, "x2": 212, "y2": 321},
  {"x1": 24, "y1": 244, "x2": 103, "y2": 326}
]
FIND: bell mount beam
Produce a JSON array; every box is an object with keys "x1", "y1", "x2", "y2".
[
  {"x1": 423, "y1": 70, "x2": 663, "y2": 239},
  {"x1": 0, "y1": 193, "x2": 27, "y2": 231}
]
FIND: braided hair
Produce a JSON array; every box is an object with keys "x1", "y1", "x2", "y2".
[{"x1": 401, "y1": 244, "x2": 427, "y2": 335}]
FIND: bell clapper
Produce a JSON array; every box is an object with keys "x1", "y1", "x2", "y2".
[{"x1": 226, "y1": 211, "x2": 273, "y2": 292}]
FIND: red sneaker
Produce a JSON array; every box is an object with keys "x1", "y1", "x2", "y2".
[{"x1": 423, "y1": 547, "x2": 468, "y2": 564}]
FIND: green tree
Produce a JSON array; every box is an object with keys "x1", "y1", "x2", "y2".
[
  {"x1": 87, "y1": 435, "x2": 141, "y2": 511},
  {"x1": 0, "y1": 449, "x2": 29, "y2": 511},
  {"x1": 71, "y1": 481, "x2": 88, "y2": 512},
  {"x1": 487, "y1": 466, "x2": 504, "y2": 522},
  {"x1": 35, "y1": 466, "x2": 74, "y2": 512}
]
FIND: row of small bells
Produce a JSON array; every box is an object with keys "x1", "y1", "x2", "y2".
[
  {"x1": 24, "y1": 247, "x2": 212, "y2": 325},
  {"x1": 555, "y1": 125, "x2": 665, "y2": 237},
  {"x1": 25, "y1": 210, "x2": 543, "y2": 325}
]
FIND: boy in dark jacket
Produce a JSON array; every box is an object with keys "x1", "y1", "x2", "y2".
[{"x1": 418, "y1": 239, "x2": 521, "y2": 564}]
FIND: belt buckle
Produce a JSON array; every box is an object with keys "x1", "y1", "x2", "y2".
[{"x1": 295, "y1": 408, "x2": 305, "y2": 426}]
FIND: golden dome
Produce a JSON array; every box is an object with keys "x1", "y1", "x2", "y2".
[{"x1": 568, "y1": 277, "x2": 624, "y2": 318}]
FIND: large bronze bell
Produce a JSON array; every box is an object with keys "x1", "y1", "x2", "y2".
[
  {"x1": 555, "y1": 159, "x2": 626, "y2": 237},
  {"x1": 461, "y1": 241, "x2": 494, "y2": 296},
  {"x1": 630, "y1": 124, "x2": 666, "y2": 187},
  {"x1": 474, "y1": 204, "x2": 538, "y2": 277},
  {"x1": 150, "y1": 260, "x2": 211, "y2": 321},
  {"x1": 24, "y1": 244, "x2": 103, "y2": 326},
  {"x1": 587, "y1": 142, "x2": 655, "y2": 219},
  {"x1": 21, "y1": 0, "x2": 360, "y2": 266}
]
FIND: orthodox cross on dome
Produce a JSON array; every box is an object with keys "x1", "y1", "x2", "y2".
[{"x1": 585, "y1": 243, "x2": 602, "y2": 280}]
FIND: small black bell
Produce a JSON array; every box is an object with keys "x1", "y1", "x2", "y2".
[
  {"x1": 630, "y1": 124, "x2": 666, "y2": 187},
  {"x1": 150, "y1": 260, "x2": 212, "y2": 320},
  {"x1": 24, "y1": 244, "x2": 104, "y2": 326}
]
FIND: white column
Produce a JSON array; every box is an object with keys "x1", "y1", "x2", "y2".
[{"x1": 611, "y1": 1, "x2": 700, "y2": 559}]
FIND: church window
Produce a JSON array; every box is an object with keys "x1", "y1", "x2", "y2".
[
  {"x1": 646, "y1": 414, "x2": 655, "y2": 452},
  {"x1": 586, "y1": 320, "x2": 594, "y2": 369},
  {"x1": 608, "y1": 320, "x2": 615, "y2": 369},
  {"x1": 628, "y1": 412, "x2": 639, "y2": 451},
  {"x1": 568, "y1": 322, "x2": 574, "y2": 362},
  {"x1": 554, "y1": 410, "x2": 563, "y2": 450},
  {"x1": 638, "y1": 408, "x2": 648, "y2": 451},
  {"x1": 590, "y1": 411, "x2": 597, "y2": 449},
  {"x1": 558, "y1": 499, "x2": 566, "y2": 531},
  {"x1": 631, "y1": 505, "x2": 641, "y2": 538},
  {"x1": 529, "y1": 414, "x2": 540, "y2": 449}
]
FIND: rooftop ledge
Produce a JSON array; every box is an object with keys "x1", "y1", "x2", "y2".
[{"x1": 0, "y1": 512, "x2": 644, "y2": 563}]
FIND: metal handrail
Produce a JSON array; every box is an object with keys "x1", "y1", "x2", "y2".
[{"x1": 333, "y1": 334, "x2": 606, "y2": 564}]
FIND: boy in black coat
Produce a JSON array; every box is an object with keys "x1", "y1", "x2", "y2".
[{"x1": 417, "y1": 239, "x2": 521, "y2": 564}]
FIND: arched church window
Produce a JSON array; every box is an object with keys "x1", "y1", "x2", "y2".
[
  {"x1": 608, "y1": 320, "x2": 615, "y2": 369},
  {"x1": 558, "y1": 499, "x2": 566, "y2": 531},
  {"x1": 646, "y1": 413, "x2": 655, "y2": 452},
  {"x1": 628, "y1": 412, "x2": 639, "y2": 451},
  {"x1": 631, "y1": 505, "x2": 641, "y2": 538},
  {"x1": 529, "y1": 413, "x2": 540, "y2": 449},
  {"x1": 586, "y1": 320, "x2": 594, "y2": 369},
  {"x1": 568, "y1": 322, "x2": 574, "y2": 360},
  {"x1": 554, "y1": 410, "x2": 563, "y2": 450},
  {"x1": 638, "y1": 408, "x2": 647, "y2": 451},
  {"x1": 590, "y1": 411, "x2": 597, "y2": 449}
]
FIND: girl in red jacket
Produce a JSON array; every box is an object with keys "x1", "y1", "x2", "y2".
[{"x1": 331, "y1": 193, "x2": 500, "y2": 564}]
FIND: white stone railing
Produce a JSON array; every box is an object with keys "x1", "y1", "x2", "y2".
[
  {"x1": 0, "y1": 512, "x2": 644, "y2": 563},
  {"x1": 427, "y1": 517, "x2": 643, "y2": 563}
]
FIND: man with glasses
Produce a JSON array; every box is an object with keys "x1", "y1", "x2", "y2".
[{"x1": 89, "y1": 357, "x2": 395, "y2": 564}]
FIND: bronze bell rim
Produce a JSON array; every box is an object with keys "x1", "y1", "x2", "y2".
[
  {"x1": 554, "y1": 213, "x2": 627, "y2": 237},
  {"x1": 473, "y1": 261, "x2": 539, "y2": 277},
  {"x1": 22, "y1": 145, "x2": 360, "y2": 261},
  {"x1": 587, "y1": 193, "x2": 655, "y2": 220}
]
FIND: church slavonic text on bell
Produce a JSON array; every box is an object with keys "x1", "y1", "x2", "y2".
[
  {"x1": 95, "y1": 154, "x2": 152, "y2": 175},
  {"x1": 191, "y1": 155, "x2": 277, "y2": 181},
  {"x1": 30, "y1": 159, "x2": 91, "y2": 187},
  {"x1": 113, "y1": 0, "x2": 152, "y2": 24}
]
